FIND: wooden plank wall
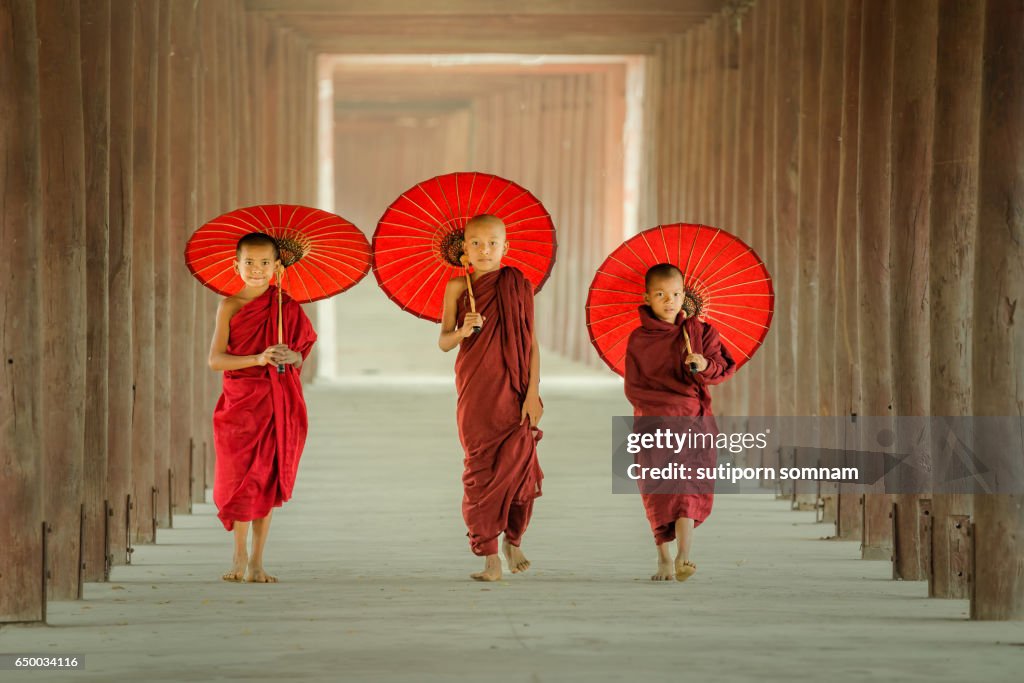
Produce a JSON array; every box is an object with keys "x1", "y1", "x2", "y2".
[
  {"x1": 641, "y1": 0, "x2": 1022, "y2": 620},
  {"x1": 1, "y1": 0, "x2": 319, "y2": 622}
]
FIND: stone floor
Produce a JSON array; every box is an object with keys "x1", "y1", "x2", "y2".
[{"x1": 2, "y1": 370, "x2": 1022, "y2": 682}]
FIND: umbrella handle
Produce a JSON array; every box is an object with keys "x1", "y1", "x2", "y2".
[
  {"x1": 460, "y1": 255, "x2": 481, "y2": 334},
  {"x1": 682, "y1": 324, "x2": 698, "y2": 374},
  {"x1": 277, "y1": 267, "x2": 287, "y2": 374}
]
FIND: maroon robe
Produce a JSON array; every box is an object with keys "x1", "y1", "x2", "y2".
[
  {"x1": 455, "y1": 266, "x2": 543, "y2": 556},
  {"x1": 624, "y1": 305, "x2": 736, "y2": 543},
  {"x1": 212, "y1": 285, "x2": 317, "y2": 531}
]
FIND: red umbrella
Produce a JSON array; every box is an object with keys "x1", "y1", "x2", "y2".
[
  {"x1": 586, "y1": 223, "x2": 774, "y2": 376},
  {"x1": 185, "y1": 204, "x2": 371, "y2": 303},
  {"x1": 372, "y1": 172, "x2": 557, "y2": 322}
]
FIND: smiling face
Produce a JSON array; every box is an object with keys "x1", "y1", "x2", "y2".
[
  {"x1": 235, "y1": 242, "x2": 281, "y2": 289},
  {"x1": 644, "y1": 271, "x2": 686, "y2": 323},
  {"x1": 462, "y1": 215, "x2": 508, "y2": 275}
]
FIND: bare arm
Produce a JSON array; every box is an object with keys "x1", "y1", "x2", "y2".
[
  {"x1": 207, "y1": 298, "x2": 287, "y2": 371},
  {"x1": 438, "y1": 278, "x2": 481, "y2": 352},
  {"x1": 527, "y1": 328, "x2": 540, "y2": 397},
  {"x1": 521, "y1": 327, "x2": 543, "y2": 426}
]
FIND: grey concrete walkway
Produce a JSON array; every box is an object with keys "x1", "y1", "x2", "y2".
[{"x1": 3, "y1": 361, "x2": 1023, "y2": 681}]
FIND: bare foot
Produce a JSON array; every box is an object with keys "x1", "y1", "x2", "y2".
[
  {"x1": 246, "y1": 563, "x2": 278, "y2": 583},
  {"x1": 502, "y1": 541, "x2": 531, "y2": 574},
  {"x1": 470, "y1": 554, "x2": 502, "y2": 582},
  {"x1": 651, "y1": 559, "x2": 674, "y2": 581},
  {"x1": 222, "y1": 552, "x2": 247, "y2": 582},
  {"x1": 675, "y1": 559, "x2": 697, "y2": 582}
]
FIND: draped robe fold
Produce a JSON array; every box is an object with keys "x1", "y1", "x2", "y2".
[
  {"x1": 624, "y1": 305, "x2": 736, "y2": 544},
  {"x1": 212, "y1": 285, "x2": 317, "y2": 531},
  {"x1": 454, "y1": 267, "x2": 543, "y2": 556}
]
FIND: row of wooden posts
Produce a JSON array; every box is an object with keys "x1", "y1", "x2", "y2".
[
  {"x1": 638, "y1": 0, "x2": 1021, "y2": 620},
  {"x1": 1, "y1": 0, "x2": 1020, "y2": 624},
  {"x1": 0, "y1": 0, "x2": 318, "y2": 622}
]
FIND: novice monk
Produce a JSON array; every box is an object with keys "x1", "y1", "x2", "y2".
[
  {"x1": 624, "y1": 263, "x2": 736, "y2": 582},
  {"x1": 439, "y1": 214, "x2": 544, "y2": 582},
  {"x1": 208, "y1": 232, "x2": 317, "y2": 583}
]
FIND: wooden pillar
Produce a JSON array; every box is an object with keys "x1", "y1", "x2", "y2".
[
  {"x1": 795, "y1": 0, "x2": 821, "y2": 418},
  {"x1": 196, "y1": 0, "x2": 219, "y2": 504},
  {"x1": 814, "y1": 0, "x2": 845, "y2": 523},
  {"x1": 747, "y1": 0, "x2": 767, "y2": 419},
  {"x1": 695, "y1": 24, "x2": 710, "y2": 222},
  {"x1": 889, "y1": 0, "x2": 937, "y2": 581},
  {"x1": 131, "y1": 0, "x2": 158, "y2": 544},
  {"x1": 792, "y1": 0, "x2": 821, "y2": 510},
  {"x1": 760, "y1": 0, "x2": 778, "y2": 420},
  {"x1": 731, "y1": 5, "x2": 754, "y2": 427},
  {"x1": 80, "y1": 0, "x2": 111, "y2": 582},
  {"x1": 856, "y1": 0, "x2": 895, "y2": 561},
  {"x1": 153, "y1": 0, "x2": 172, "y2": 530},
  {"x1": 37, "y1": 0, "x2": 88, "y2": 600},
  {"x1": 971, "y1": 0, "x2": 1024, "y2": 622},
  {"x1": 107, "y1": 0, "x2": 134, "y2": 566},
  {"x1": 929, "y1": 0, "x2": 984, "y2": 599},
  {"x1": 815, "y1": 2, "x2": 844, "y2": 420},
  {"x1": 773, "y1": 0, "x2": 800, "y2": 422},
  {"x1": 0, "y1": 0, "x2": 44, "y2": 623},
  {"x1": 169, "y1": 0, "x2": 197, "y2": 515},
  {"x1": 834, "y1": 0, "x2": 864, "y2": 540}
]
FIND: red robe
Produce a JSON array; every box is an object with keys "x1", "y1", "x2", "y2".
[
  {"x1": 212, "y1": 285, "x2": 317, "y2": 531},
  {"x1": 624, "y1": 305, "x2": 736, "y2": 544},
  {"x1": 455, "y1": 266, "x2": 543, "y2": 556}
]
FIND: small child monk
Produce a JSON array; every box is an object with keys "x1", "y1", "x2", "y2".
[
  {"x1": 624, "y1": 263, "x2": 736, "y2": 582},
  {"x1": 207, "y1": 232, "x2": 317, "y2": 583},
  {"x1": 438, "y1": 214, "x2": 544, "y2": 581}
]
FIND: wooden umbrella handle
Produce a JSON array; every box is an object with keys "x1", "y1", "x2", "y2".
[
  {"x1": 277, "y1": 267, "x2": 286, "y2": 374},
  {"x1": 682, "y1": 324, "x2": 698, "y2": 374},
  {"x1": 460, "y1": 255, "x2": 481, "y2": 333}
]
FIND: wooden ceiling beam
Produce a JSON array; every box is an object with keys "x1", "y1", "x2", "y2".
[{"x1": 246, "y1": 0, "x2": 724, "y2": 17}]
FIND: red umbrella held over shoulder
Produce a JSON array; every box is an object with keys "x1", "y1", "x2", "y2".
[
  {"x1": 185, "y1": 203, "x2": 372, "y2": 373},
  {"x1": 372, "y1": 172, "x2": 557, "y2": 323},
  {"x1": 586, "y1": 223, "x2": 774, "y2": 377}
]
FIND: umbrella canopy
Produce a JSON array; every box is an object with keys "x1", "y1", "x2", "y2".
[
  {"x1": 372, "y1": 172, "x2": 557, "y2": 322},
  {"x1": 586, "y1": 223, "x2": 774, "y2": 376},
  {"x1": 185, "y1": 204, "x2": 371, "y2": 303}
]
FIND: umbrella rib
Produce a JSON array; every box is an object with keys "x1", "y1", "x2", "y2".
[
  {"x1": 587, "y1": 307, "x2": 637, "y2": 325},
  {"x1": 590, "y1": 316, "x2": 640, "y2": 344},
  {"x1": 421, "y1": 177, "x2": 455, "y2": 228},
  {"x1": 711, "y1": 277, "x2": 775, "y2": 294},
  {"x1": 692, "y1": 237, "x2": 741, "y2": 286},
  {"x1": 481, "y1": 181, "x2": 518, "y2": 216},
  {"x1": 435, "y1": 175, "x2": 459, "y2": 228},
  {"x1": 691, "y1": 230, "x2": 730, "y2": 283},
  {"x1": 712, "y1": 329, "x2": 753, "y2": 360},
  {"x1": 397, "y1": 258, "x2": 448, "y2": 316},
  {"x1": 704, "y1": 315, "x2": 764, "y2": 345},
  {"x1": 681, "y1": 225, "x2": 701, "y2": 281},
  {"x1": 375, "y1": 249, "x2": 443, "y2": 277},
  {"x1": 294, "y1": 254, "x2": 348, "y2": 298},
  {"x1": 468, "y1": 174, "x2": 495, "y2": 217},
  {"x1": 377, "y1": 251, "x2": 449, "y2": 288},
  {"x1": 703, "y1": 260, "x2": 763, "y2": 289},
  {"x1": 606, "y1": 253, "x2": 648, "y2": 280},
  {"x1": 707, "y1": 307, "x2": 772, "y2": 331}
]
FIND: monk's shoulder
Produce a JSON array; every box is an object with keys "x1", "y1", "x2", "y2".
[
  {"x1": 219, "y1": 295, "x2": 245, "y2": 321},
  {"x1": 444, "y1": 276, "x2": 468, "y2": 298}
]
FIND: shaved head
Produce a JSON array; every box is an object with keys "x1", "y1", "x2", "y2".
[{"x1": 464, "y1": 214, "x2": 506, "y2": 239}]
